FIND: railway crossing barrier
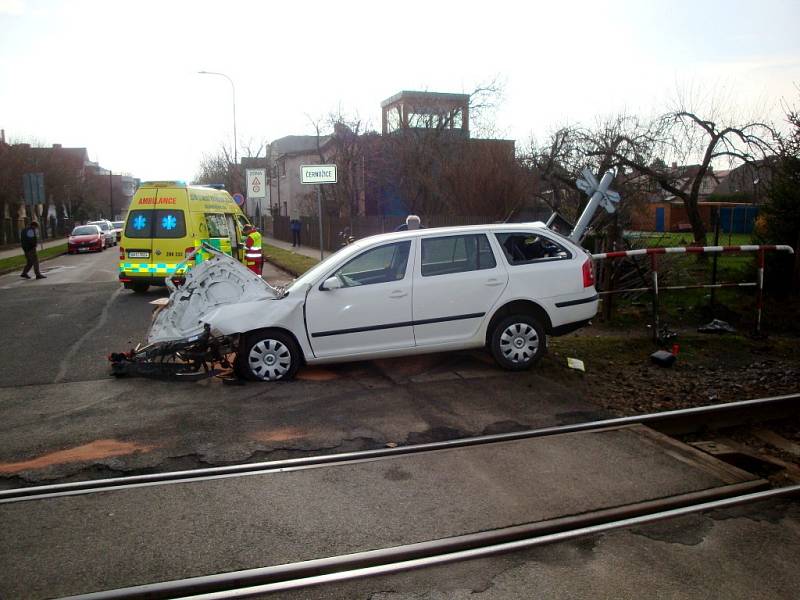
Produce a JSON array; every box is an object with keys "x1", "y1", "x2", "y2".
[{"x1": 591, "y1": 245, "x2": 795, "y2": 340}]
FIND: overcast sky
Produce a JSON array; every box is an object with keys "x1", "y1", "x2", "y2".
[{"x1": 1, "y1": 0, "x2": 798, "y2": 181}]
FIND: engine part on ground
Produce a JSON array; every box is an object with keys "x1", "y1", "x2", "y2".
[
  {"x1": 109, "y1": 325, "x2": 237, "y2": 381},
  {"x1": 650, "y1": 349, "x2": 677, "y2": 368},
  {"x1": 698, "y1": 319, "x2": 737, "y2": 334}
]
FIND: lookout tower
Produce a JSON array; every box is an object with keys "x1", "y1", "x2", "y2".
[{"x1": 381, "y1": 91, "x2": 470, "y2": 138}]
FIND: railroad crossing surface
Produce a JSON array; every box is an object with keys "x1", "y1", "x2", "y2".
[
  {"x1": 2, "y1": 245, "x2": 799, "y2": 599},
  {"x1": 1, "y1": 423, "x2": 789, "y2": 599}
]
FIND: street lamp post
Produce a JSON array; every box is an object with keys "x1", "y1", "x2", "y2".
[
  {"x1": 198, "y1": 70, "x2": 238, "y2": 165},
  {"x1": 109, "y1": 170, "x2": 113, "y2": 220}
]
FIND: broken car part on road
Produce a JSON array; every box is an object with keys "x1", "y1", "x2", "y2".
[{"x1": 109, "y1": 245, "x2": 284, "y2": 381}]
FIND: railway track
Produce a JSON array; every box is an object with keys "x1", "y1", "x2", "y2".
[
  {"x1": 62, "y1": 484, "x2": 800, "y2": 600},
  {"x1": 4, "y1": 393, "x2": 798, "y2": 599},
  {"x1": 2, "y1": 392, "x2": 797, "y2": 504}
]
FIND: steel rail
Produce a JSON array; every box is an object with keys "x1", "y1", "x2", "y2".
[
  {"x1": 60, "y1": 484, "x2": 800, "y2": 600},
  {"x1": 2, "y1": 392, "x2": 797, "y2": 504}
]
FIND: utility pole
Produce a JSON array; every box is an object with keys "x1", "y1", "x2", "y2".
[{"x1": 109, "y1": 170, "x2": 113, "y2": 220}]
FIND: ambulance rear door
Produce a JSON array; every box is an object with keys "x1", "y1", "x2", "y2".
[
  {"x1": 150, "y1": 188, "x2": 189, "y2": 277},
  {"x1": 122, "y1": 187, "x2": 157, "y2": 274}
]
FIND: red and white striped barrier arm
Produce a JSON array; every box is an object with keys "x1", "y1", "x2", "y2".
[{"x1": 592, "y1": 245, "x2": 794, "y2": 260}]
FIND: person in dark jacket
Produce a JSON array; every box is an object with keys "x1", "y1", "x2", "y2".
[
  {"x1": 290, "y1": 218, "x2": 302, "y2": 247},
  {"x1": 20, "y1": 221, "x2": 45, "y2": 279}
]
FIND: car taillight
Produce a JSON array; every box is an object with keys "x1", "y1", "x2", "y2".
[
  {"x1": 184, "y1": 246, "x2": 196, "y2": 258},
  {"x1": 119, "y1": 246, "x2": 125, "y2": 260},
  {"x1": 582, "y1": 258, "x2": 595, "y2": 288}
]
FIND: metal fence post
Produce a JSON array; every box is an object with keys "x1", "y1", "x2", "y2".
[
  {"x1": 651, "y1": 253, "x2": 660, "y2": 342},
  {"x1": 756, "y1": 248, "x2": 765, "y2": 335}
]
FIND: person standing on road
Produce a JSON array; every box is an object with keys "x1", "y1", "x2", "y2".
[
  {"x1": 20, "y1": 220, "x2": 46, "y2": 280},
  {"x1": 243, "y1": 224, "x2": 263, "y2": 275},
  {"x1": 290, "y1": 218, "x2": 301, "y2": 247}
]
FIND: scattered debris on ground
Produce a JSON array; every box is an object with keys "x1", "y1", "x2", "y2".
[{"x1": 545, "y1": 325, "x2": 800, "y2": 415}]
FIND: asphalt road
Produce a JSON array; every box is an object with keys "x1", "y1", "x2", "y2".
[{"x1": 0, "y1": 248, "x2": 602, "y2": 484}]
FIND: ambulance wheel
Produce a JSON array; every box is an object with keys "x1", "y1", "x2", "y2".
[
  {"x1": 236, "y1": 329, "x2": 300, "y2": 382},
  {"x1": 131, "y1": 282, "x2": 149, "y2": 294}
]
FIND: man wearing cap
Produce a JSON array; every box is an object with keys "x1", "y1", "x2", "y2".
[
  {"x1": 20, "y1": 220, "x2": 46, "y2": 280},
  {"x1": 243, "y1": 224, "x2": 263, "y2": 275}
]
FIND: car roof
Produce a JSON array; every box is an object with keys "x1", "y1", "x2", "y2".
[{"x1": 351, "y1": 221, "x2": 568, "y2": 247}]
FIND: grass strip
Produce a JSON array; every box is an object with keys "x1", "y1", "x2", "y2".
[
  {"x1": 262, "y1": 243, "x2": 319, "y2": 276},
  {"x1": 0, "y1": 243, "x2": 68, "y2": 275}
]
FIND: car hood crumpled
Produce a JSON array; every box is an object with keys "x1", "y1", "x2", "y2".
[{"x1": 147, "y1": 248, "x2": 282, "y2": 344}]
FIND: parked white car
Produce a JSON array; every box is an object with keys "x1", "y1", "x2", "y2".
[
  {"x1": 148, "y1": 223, "x2": 598, "y2": 381},
  {"x1": 87, "y1": 219, "x2": 116, "y2": 248}
]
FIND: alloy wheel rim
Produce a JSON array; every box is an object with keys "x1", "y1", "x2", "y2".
[
  {"x1": 249, "y1": 339, "x2": 291, "y2": 380},
  {"x1": 500, "y1": 323, "x2": 538, "y2": 364}
]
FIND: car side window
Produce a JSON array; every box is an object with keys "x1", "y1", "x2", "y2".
[
  {"x1": 334, "y1": 241, "x2": 411, "y2": 287},
  {"x1": 495, "y1": 232, "x2": 571, "y2": 265},
  {"x1": 421, "y1": 234, "x2": 496, "y2": 277}
]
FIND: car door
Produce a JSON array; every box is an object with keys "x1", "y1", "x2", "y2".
[
  {"x1": 413, "y1": 233, "x2": 508, "y2": 346},
  {"x1": 305, "y1": 240, "x2": 415, "y2": 358}
]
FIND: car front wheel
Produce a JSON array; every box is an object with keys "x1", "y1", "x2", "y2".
[
  {"x1": 236, "y1": 329, "x2": 301, "y2": 382},
  {"x1": 490, "y1": 315, "x2": 546, "y2": 371}
]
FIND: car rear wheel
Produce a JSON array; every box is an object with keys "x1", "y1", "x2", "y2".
[
  {"x1": 236, "y1": 329, "x2": 300, "y2": 382},
  {"x1": 490, "y1": 315, "x2": 546, "y2": 371}
]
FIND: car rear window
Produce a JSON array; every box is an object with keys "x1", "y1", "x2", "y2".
[
  {"x1": 72, "y1": 226, "x2": 99, "y2": 236},
  {"x1": 125, "y1": 210, "x2": 187, "y2": 239},
  {"x1": 495, "y1": 232, "x2": 571, "y2": 264}
]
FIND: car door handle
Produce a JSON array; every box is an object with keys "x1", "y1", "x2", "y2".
[
  {"x1": 485, "y1": 278, "x2": 504, "y2": 287},
  {"x1": 389, "y1": 290, "x2": 408, "y2": 298}
]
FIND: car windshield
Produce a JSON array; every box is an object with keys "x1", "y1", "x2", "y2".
[
  {"x1": 90, "y1": 222, "x2": 109, "y2": 231},
  {"x1": 71, "y1": 226, "x2": 99, "y2": 236},
  {"x1": 112, "y1": 222, "x2": 124, "y2": 228}
]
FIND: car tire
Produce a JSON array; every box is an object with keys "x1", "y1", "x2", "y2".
[
  {"x1": 131, "y1": 282, "x2": 149, "y2": 293},
  {"x1": 236, "y1": 329, "x2": 301, "y2": 382},
  {"x1": 490, "y1": 314, "x2": 546, "y2": 371}
]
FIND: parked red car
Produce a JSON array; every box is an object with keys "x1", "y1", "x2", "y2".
[{"x1": 68, "y1": 225, "x2": 105, "y2": 253}]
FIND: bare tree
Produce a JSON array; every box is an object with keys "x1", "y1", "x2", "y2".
[
  {"x1": 308, "y1": 110, "x2": 367, "y2": 220},
  {"x1": 594, "y1": 107, "x2": 776, "y2": 244}
]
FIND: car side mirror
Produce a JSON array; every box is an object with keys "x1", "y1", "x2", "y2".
[{"x1": 321, "y1": 276, "x2": 343, "y2": 291}]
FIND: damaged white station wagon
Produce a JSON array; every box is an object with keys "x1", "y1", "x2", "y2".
[{"x1": 145, "y1": 223, "x2": 598, "y2": 381}]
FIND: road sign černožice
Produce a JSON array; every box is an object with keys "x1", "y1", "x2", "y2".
[{"x1": 300, "y1": 165, "x2": 338, "y2": 260}]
